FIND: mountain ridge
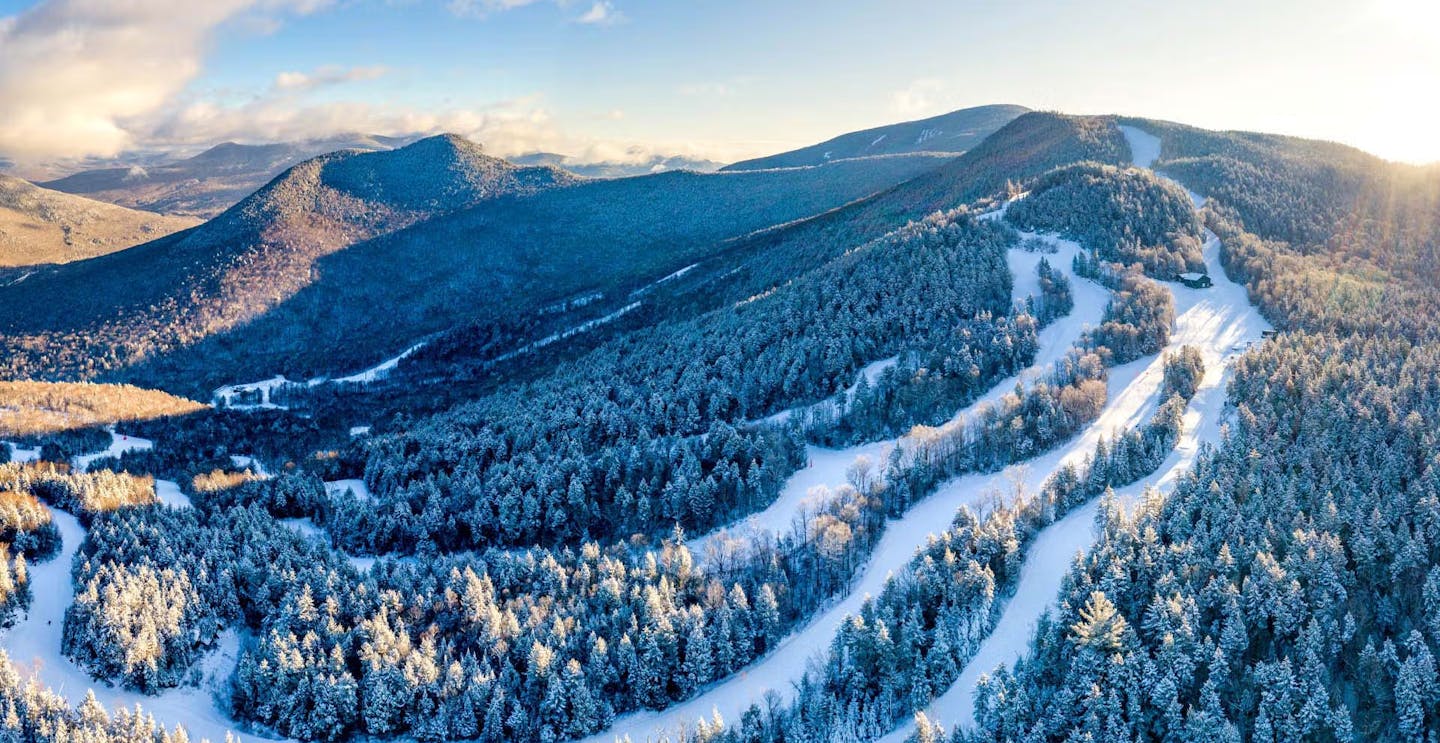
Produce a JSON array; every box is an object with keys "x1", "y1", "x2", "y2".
[{"x1": 722, "y1": 103, "x2": 1030, "y2": 171}]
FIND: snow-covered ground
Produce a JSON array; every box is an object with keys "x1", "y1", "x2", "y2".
[
  {"x1": 1119, "y1": 124, "x2": 1162, "y2": 169},
  {"x1": 280, "y1": 516, "x2": 379, "y2": 573},
  {"x1": 492, "y1": 301, "x2": 644, "y2": 364},
  {"x1": 0, "y1": 506, "x2": 263, "y2": 743},
  {"x1": 880, "y1": 124, "x2": 1272, "y2": 740},
  {"x1": 630, "y1": 263, "x2": 699, "y2": 297},
  {"x1": 4, "y1": 442, "x2": 40, "y2": 463},
  {"x1": 214, "y1": 375, "x2": 295, "y2": 411},
  {"x1": 154, "y1": 479, "x2": 192, "y2": 508},
  {"x1": 230, "y1": 454, "x2": 271, "y2": 478},
  {"x1": 324, "y1": 478, "x2": 373, "y2": 503},
  {"x1": 592, "y1": 127, "x2": 1270, "y2": 743},
  {"x1": 688, "y1": 235, "x2": 1106, "y2": 564},
  {"x1": 215, "y1": 342, "x2": 426, "y2": 410},
  {"x1": 72, "y1": 426, "x2": 154, "y2": 473},
  {"x1": 332, "y1": 343, "x2": 426, "y2": 385}
]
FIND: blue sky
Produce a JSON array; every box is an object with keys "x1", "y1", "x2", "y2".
[{"x1": 1, "y1": 0, "x2": 1437, "y2": 168}]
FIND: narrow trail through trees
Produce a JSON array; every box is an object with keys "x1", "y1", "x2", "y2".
[{"x1": 879, "y1": 124, "x2": 1273, "y2": 740}]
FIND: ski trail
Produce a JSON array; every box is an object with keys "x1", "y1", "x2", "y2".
[
  {"x1": 0, "y1": 507, "x2": 263, "y2": 743},
  {"x1": 880, "y1": 124, "x2": 1272, "y2": 740},
  {"x1": 587, "y1": 241, "x2": 1180, "y2": 743},
  {"x1": 71, "y1": 426, "x2": 153, "y2": 472},
  {"x1": 688, "y1": 235, "x2": 1106, "y2": 564}
]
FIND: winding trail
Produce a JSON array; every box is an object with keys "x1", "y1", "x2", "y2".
[
  {"x1": 0, "y1": 481, "x2": 253, "y2": 743},
  {"x1": 589, "y1": 125, "x2": 1270, "y2": 743},
  {"x1": 879, "y1": 124, "x2": 1272, "y2": 740},
  {"x1": 587, "y1": 242, "x2": 1162, "y2": 743},
  {"x1": 688, "y1": 234, "x2": 1108, "y2": 564}
]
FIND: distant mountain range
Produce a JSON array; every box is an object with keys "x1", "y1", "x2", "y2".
[
  {"x1": 0, "y1": 175, "x2": 199, "y2": 268},
  {"x1": 722, "y1": 104, "x2": 1030, "y2": 171},
  {"x1": 35, "y1": 134, "x2": 420, "y2": 218},
  {"x1": 509, "y1": 152, "x2": 723, "y2": 177}
]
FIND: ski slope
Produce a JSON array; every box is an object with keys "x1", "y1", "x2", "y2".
[
  {"x1": 590, "y1": 238, "x2": 1150, "y2": 743},
  {"x1": 880, "y1": 124, "x2": 1272, "y2": 739},
  {"x1": 688, "y1": 235, "x2": 1106, "y2": 564},
  {"x1": 72, "y1": 426, "x2": 153, "y2": 472},
  {"x1": 0, "y1": 507, "x2": 263, "y2": 743}
]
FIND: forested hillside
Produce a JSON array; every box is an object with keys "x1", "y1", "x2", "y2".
[
  {"x1": 2, "y1": 106, "x2": 1435, "y2": 743},
  {"x1": 0, "y1": 111, "x2": 1208, "y2": 743},
  {"x1": 947, "y1": 123, "x2": 1440, "y2": 742},
  {"x1": 0, "y1": 136, "x2": 944, "y2": 394}
]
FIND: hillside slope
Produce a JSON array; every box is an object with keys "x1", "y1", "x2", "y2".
[
  {"x1": 0, "y1": 134, "x2": 577, "y2": 383},
  {"x1": 0, "y1": 176, "x2": 199, "y2": 267},
  {"x1": 0, "y1": 135, "x2": 950, "y2": 392},
  {"x1": 722, "y1": 104, "x2": 1029, "y2": 171}
]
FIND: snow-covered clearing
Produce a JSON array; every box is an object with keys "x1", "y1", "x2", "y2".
[
  {"x1": 155, "y1": 479, "x2": 192, "y2": 508},
  {"x1": 325, "y1": 478, "x2": 373, "y2": 503},
  {"x1": 213, "y1": 375, "x2": 294, "y2": 411},
  {"x1": 280, "y1": 516, "x2": 379, "y2": 573},
  {"x1": 4, "y1": 442, "x2": 40, "y2": 463},
  {"x1": 880, "y1": 125, "x2": 1272, "y2": 739},
  {"x1": 688, "y1": 234, "x2": 1106, "y2": 564},
  {"x1": 72, "y1": 426, "x2": 153, "y2": 472},
  {"x1": 0, "y1": 506, "x2": 262, "y2": 743},
  {"x1": 280, "y1": 517, "x2": 326, "y2": 540},
  {"x1": 230, "y1": 455, "x2": 271, "y2": 478},
  {"x1": 1120, "y1": 124, "x2": 1162, "y2": 170}
]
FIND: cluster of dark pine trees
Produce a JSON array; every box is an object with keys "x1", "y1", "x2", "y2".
[{"x1": 1007, "y1": 161, "x2": 1205, "y2": 277}]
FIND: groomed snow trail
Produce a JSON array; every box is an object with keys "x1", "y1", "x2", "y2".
[
  {"x1": 687, "y1": 235, "x2": 1106, "y2": 564},
  {"x1": 1, "y1": 507, "x2": 263, "y2": 743},
  {"x1": 72, "y1": 426, "x2": 153, "y2": 472},
  {"x1": 587, "y1": 240, "x2": 1165, "y2": 743},
  {"x1": 879, "y1": 124, "x2": 1272, "y2": 740}
]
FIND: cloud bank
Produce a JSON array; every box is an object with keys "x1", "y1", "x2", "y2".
[{"x1": 0, "y1": 0, "x2": 330, "y2": 163}]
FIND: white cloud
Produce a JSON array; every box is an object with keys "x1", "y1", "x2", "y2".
[
  {"x1": 576, "y1": 1, "x2": 621, "y2": 25},
  {"x1": 274, "y1": 65, "x2": 389, "y2": 91},
  {"x1": 0, "y1": 0, "x2": 331, "y2": 163},
  {"x1": 446, "y1": 0, "x2": 542, "y2": 19},
  {"x1": 890, "y1": 78, "x2": 945, "y2": 117},
  {"x1": 448, "y1": 0, "x2": 622, "y2": 24}
]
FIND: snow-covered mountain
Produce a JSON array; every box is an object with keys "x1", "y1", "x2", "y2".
[{"x1": 722, "y1": 103, "x2": 1030, "y2": 171}]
